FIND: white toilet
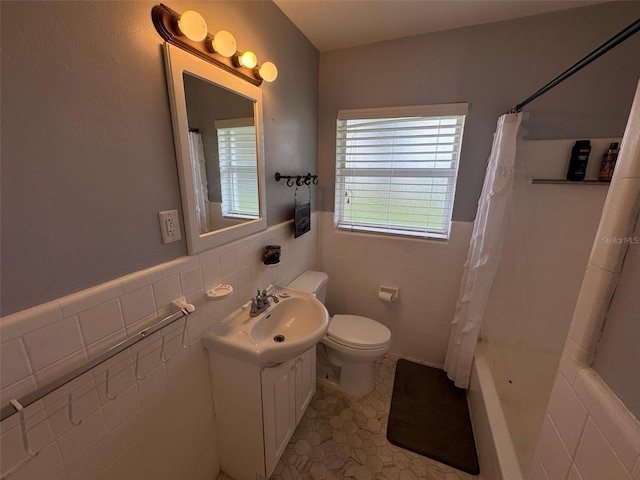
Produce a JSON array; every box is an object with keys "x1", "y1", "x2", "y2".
[{"x1": 288, "y1": 270, "x2": 391, "y2": 396}]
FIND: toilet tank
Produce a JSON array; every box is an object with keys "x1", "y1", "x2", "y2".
[{"x1": 288, "y1": 271, "x2": 329, "y2": 304}]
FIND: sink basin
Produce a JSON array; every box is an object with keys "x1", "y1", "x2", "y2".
[{"x1": 203, "y1": 288, "x2": 329, "y2": 364}]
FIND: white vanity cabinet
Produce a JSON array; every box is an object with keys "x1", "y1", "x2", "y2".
[
  {"x1": 262, "y1": 346, "x2": 316, "y2": 475},
  {"x1": 295, "y1": 346, "x2": 316, "y2": 422},
  {"x1": 207, "y1": 345, "x2": 316, "y2": 480}
]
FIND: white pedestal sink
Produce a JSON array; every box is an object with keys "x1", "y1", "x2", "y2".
[
  {"x1": 206, "y1": 288, "x2": 328, "y2": 364},
  {"x1": 203, "y1": 288, "x2": 329, "y2": 479}
]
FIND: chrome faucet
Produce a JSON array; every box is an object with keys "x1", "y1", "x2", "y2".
[{"x1": 249, "y1": 288, "x2": 279, "y2": 317}]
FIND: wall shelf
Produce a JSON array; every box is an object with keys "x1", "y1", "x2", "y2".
[{"x1": 531, "y1": 179, "x2": 611, "y2": 185}]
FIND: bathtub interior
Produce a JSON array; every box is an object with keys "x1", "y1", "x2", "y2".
[
  {"x1": 478, "y1": 342, "x2": 558, "y2": 474},
  {"x1": 475, "y1": 138, "x2": 613, "y2": 477}
]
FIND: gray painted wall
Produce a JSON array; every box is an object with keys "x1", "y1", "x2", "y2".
[
  {"x1": 316, "y1": 1, "x2": 640, "y2": 221},
  {"x1": 1, "y1": 1, "x2": 318, "y2": 316}
]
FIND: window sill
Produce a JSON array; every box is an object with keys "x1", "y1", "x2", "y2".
[{"x1": 335, "y1": 224, "x2": 449, "y2": 241}]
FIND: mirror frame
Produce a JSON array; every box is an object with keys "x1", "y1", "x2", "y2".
[{"x1": 163, "y1": 43, "x2": 267, "y2": 254}]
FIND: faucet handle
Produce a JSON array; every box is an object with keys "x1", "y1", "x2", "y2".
[{"x1": 249, "y1": 297, "x2": 260, "y2": 314}]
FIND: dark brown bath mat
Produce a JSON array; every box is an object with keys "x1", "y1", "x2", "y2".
[{"x1": 387, "y1": 359, "x2": 480, "y2": 475}]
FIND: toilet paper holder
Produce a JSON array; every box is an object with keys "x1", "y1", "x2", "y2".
[{"x1": 378, "y1": 285, "x2": 399, "y2": 302}]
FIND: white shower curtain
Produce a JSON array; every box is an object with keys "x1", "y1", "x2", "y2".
[
  {"x1": 188, "y1": 131, "x2": 210, "y2": 233},
  {"x1": 444, "y1": 112, "x2": 522, "y2": 388}
]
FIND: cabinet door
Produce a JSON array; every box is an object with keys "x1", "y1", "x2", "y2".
[
  {"x1": 295, "y1": 346, "x2": 316, "y2": 424},
  {"x1": 261, "y1": 359, "x2": 296, "y2": 477}
]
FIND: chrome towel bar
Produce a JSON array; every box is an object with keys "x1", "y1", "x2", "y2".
[{"x1": 0, "y1": 306, "x2": 192, "y2": 423}]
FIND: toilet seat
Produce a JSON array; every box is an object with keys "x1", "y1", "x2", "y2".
[{"x1": 327, "y1": 315, "x2": 391, "y2": 350}]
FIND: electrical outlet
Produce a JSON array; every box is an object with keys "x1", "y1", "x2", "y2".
[{"x1": 158, "y1": 210, "x2": 182, "y2": 244}]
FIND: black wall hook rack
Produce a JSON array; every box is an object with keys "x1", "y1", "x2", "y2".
[{"x1": 275, "y1": 172, "x2": 318, "y2": 187}]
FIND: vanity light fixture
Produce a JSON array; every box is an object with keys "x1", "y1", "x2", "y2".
[
  {"x1": 256, "y1": 61, "x2": 278, "y2": 83},
  {"x1": 207, "y1": 30, "x2": 237, "y2": 57},
  {"x1": 176, "y1": 10, "x2": 208, "y2": 42},
  {"x1": 234, "y1": 50, "x2": 258, "y2": 69},
  {"x1": 152, "y1": 4, "x2": 277, "y2": 86}
]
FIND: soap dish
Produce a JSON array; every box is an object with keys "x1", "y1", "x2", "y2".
[{"x1": 206, "y1": 284, "x2": 233, "y2": 300}]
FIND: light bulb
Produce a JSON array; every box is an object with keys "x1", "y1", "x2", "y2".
[
  {"x1": 256, "y1": 62, "x2": 278, "y2": 82},
  {"x1": 208, "y1": 30, "x2": 237, "y2": 57},
  {"x1": 177, "y1": 10, "x2": 208, "y2": 42},
  {"x1": 238, "y1": 51, "x2": 258, "y2": 69}
]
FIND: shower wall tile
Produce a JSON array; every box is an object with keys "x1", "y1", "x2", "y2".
[
  {"x1": 536, "y1": 413, "x2": 572, "y2": 480},
  {"x1": 534, "y1": 357, "x2": 640, "y2": 480},
  {"x1": 0, "y1": 215, "x2": 318, "y2": 480},
  {"x1": 547, "y1": 372, "x2": 588, "y2": 456},
  {"x1": 568, "y1": 264, "x2": 617, "y2": 353},
  {"x1": 567, "y1": 464, "x2": 584, "y2": 480},
  {"x1": 573, "y1": 369, "x2": 640, "y2": 472},
  {"x1": 528, "y1": 453, "x2": 549, "y2": 480},
  {"x1": 558, "y1": 338, "x2": 591, "y2": 384},
  {"x1": 591, "y1": 177, "x2": 640, "y2": 273},
  {"x1": 632, "y1": 457, "x2": 640, "y2": 480},
  {"x1": 574, "y1": 418, "x2": 631, "y2": 480},
  {"x1": 515, "y1": 136, "x2": 638, "y2": 480}
]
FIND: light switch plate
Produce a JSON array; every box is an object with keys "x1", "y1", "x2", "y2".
[{"x1": 158, "y1": 210, "x2": 182, "y2": 244}]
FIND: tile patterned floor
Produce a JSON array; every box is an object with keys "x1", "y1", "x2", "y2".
[{"x1": 220, "y1": 355, "x2": 483, "y2": 480}]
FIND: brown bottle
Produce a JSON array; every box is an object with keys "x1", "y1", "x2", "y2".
[{"x1": 598, "y1": 142, "x2": 619, "y2": 182}]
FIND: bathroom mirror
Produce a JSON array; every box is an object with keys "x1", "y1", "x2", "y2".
[{"x1": 163, "y1": 43, "x2": 266, "y2": 254}]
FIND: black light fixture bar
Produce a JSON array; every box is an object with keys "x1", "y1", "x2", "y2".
[{"x1": 151, "y1": 3, "x2": 263, "y2": 86}]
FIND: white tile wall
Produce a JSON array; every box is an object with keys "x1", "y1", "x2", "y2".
[
  {"x1": 23, "y1": 317, "x2": 85, "y2": 372},
  {"x1": 546, "y1": 373, "x2": 588, "y2": 457},
  {"x1": 537, "y1": 414, "x2": 572, "y2": 480},
  {"x1": 317, "y1": 212, "x2": 473, "y2": 367},
  {"x1": 574, "y1": 419, "x2": 631, "y2": 480},
  {"x1": 0, "y1": 215, "x2": 318, "y2": 480}
]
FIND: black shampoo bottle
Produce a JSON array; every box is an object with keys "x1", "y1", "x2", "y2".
[{"x1": 566, "y1": 140, "x2": 591, "y2": 181}]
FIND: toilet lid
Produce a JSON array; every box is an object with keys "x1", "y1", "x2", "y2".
[{"x1": 328, "y1": 315, "x2": 391, "y2": 349}]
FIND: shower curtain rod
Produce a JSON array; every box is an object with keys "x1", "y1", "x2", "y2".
[{"x1": 510, "y1": 17, "x2": 640, "y2": 113}]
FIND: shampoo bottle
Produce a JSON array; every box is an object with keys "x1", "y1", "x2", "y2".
[
  {"x1": 566, "y1": 140, "x2": 591, "y2": 181},
  {"x1": 598, "y1": 142, "x2": 619, "y2": 182}
]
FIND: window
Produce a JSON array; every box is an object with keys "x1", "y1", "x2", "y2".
[
  {"x1": 216, "y1": 118, "x2": 259, "y2": 219},
  {"x1": 335, "y1": 103, "x2": 467, "y2": 239}
]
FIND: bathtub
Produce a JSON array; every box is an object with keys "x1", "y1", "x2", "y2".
[
  {"x1": 467, "y1": 346, "x2": 525, "y2": 480},
  {"x1": 468, "y1": 343, "x2": 560, "y2": 480}
]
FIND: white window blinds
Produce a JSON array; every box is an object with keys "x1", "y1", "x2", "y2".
[
  {"x1": 335, "y1": 103, "x2": 467, "y2": 239},
  {"x1": 216, "y1": 118, "x2": 259, "y2": 218}
]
